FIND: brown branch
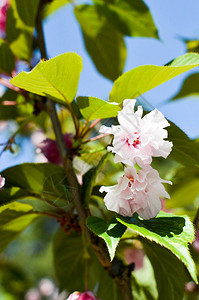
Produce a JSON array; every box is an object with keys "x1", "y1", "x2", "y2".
[{"x1": 36, "y1": 2, "x2": 133, "y2": 298}]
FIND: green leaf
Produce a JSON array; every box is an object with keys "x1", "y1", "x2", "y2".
[
  {"x1": 171, "y1": 73, "x2": 199, "y2": 100},
  {"x1": 83, "y1": 152, "x2": 110, "y2": 204},
  {"x1": 6, "y1": 0, "x2": 40, "y2": 61},
  {"x1": 76, "y1": 96, "x2": 121, "y2": 121},
  {"x1": 87, "y1": 217, "x2": 126, "y2": 260},
  {"x1": 10, "y1": 53, "x2": 83, "y2": 104},
  {"x1": 109, "y1": 53, "x2": 199, "y2": 103},
  {"x1": 1, "y1": 163, "x2": 71, "y2": 205},
  {"x1": 117, "y1": 211, "x2": 197, "y2": 283},
  {"x1": 53, "y1": 229, "x2": 121, "y2": 299},
  {"x1": 0, "y1": 39, "x2": 15, "y2": 75},
  {"x1": 186, "y1": 40, "x2": 199, "y2": 53},
  {"x1": 168, "y1": 178, "x2": 199, "y2": 209},
  {"x1": 0, "y1": 90, "x2": 33, "y2": 120},
  {"x1": 0, "y1": 202, "x2": 38, "y2": 253},
  {"x1": 141, "y1": 238, "x2": 185, "y2": 300},
  {"x1": 93, "y1": 0, "x2": 158, "y2": 38},
  {"x1": 74, "y1": 4, "x2": 126, "y2": 81},
  {"x1": 168, "y1": 121, "x2": 199, "y2": 168},
  {"x1": 132, "y1": 257, "x2": 158, "y2": 300},
  {"x1": 43, "y1": 0, "x2": 69, "y2": 18}
]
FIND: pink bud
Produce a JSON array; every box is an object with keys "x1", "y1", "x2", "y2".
[
  {"x1": 39, "y1": 133, "x2": 73, "y2": 164},
  {"x1": 0, "y1": 175, "x2": 5, "y2": 190},
  {"x1": 66, "y1": 291, "x2": 99, "y2": 300}
]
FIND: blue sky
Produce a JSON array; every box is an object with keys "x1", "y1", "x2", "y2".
[
  {"x1": 43, "y1": 0, "x2": 199, "y2": 137},
  {"x1": 1, "y1": 0, "x2": 199, "y2": 170}
]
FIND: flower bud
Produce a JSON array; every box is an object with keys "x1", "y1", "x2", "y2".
[
  {"x1": 39, "y1": 133, "x2": 73, "y2": 164},
  {"x1": 66, "y1": 291, "x2": 99, "y2": 300}
]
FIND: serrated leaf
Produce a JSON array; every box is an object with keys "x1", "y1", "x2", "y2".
[
  {"x1": 1, "y1": 163, "x2": 71, "y2": 205},
  {"x1": 0, "y1": 202, "x2": 38, "y2": 253},
  {"x1": 141, "y1": 239, "x2": 185, "y2": 300},
  {"x1": 0, "y1": 39, "x2": 15, "y2": 75},
  {"x1": 93, "y1": 0, "x2": 158, "y2": 38},
  {"x1": 87, "y1": 217, "x2": 126, "y2": 260},
  {"x1": 43, "y1": 0, "x2": 69, "y2": 18},
  {"x1": 168, "y1": 121, "x2": 199, "y2": 168},
  {"x1": 6, "y1": 0, "x2": 39, "y2": 61},
  {"x1": 76, "y1": 96, "x2": 121, "y2": 121},
  {"x1": 10, "y1": 53, "x2": 83, "y2": 104},
  {"x1": 117, "y1": 211, "x2": 197, "y2": 283},
  {"x1": 171, "y1": 73, "x2": 199, "y2": 100},
  {"x1": 74, "y1": 4, "x2": 126, "y2": 81},
  {"x1": 109, "y1": 53, "x2": 199, "y2": 103},
  {"x1": 53, "y1": 229, "x2": 121, "y2": 299}
]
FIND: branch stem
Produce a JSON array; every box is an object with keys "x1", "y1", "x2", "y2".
[{"x1": 36, "y1": 2, "x2": 133, "y2": 298}]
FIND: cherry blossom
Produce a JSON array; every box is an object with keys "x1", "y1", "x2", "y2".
[
  {"x1": 66, "y1": 291, "x2": 99, "y2": 300},
  {"x1": 39, "y1": 133, "x2": 73, "y2": 164},
  {"x1": 0, "y1": 175, "x2": 5, "y2": 190},
  {"x1": 0, "y1": 0, "x2": 9, "y2": 36},
  {"x1": 100, "y1": 166, "x2": 171, "y2": 219},
  {"x1": 100, "y1": 99, "x2": 172, "y2": 167}
]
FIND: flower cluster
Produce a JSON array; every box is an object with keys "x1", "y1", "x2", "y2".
[
  {"x1": 66, "y1": 291, "x2": 99, "y2": 300},
  {"x1": 100, "y1": 99, "x2": 172, "y2": 219}
]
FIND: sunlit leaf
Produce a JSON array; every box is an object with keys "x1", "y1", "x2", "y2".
[
  {"x1": 109, "y1": 53, "x2": 199, "y2": 103},
  {"x1": 43, "y1": 0, "x2": 69, "y2": 18},
  {"x1": 1, "y1": 163, "x2": 71, "y2": 205},
  {"x1": 0, "y1": 202, "x2": 38, "y2": 253},
  {"x1": 117, "y1": 211, "x2": 197, "y2": 283},
  {"x1": 6, "y1": 0, "x2": 39, "y2": 61},
  {"x1": 10, "y1": 53, "x2": 83, "y2": 104},
  {"x1": 93, "y1": 0, "x2": 158, "y2": 38},
  {"x1": 87, "y1": 216, "x2": 126, "y2": 260},
  {"x1": 76, "y1": 97, "x2": 121, "y2": 121}
]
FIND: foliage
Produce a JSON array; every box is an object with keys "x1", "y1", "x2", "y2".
[{"x1": 0, "y1": 0, "x2": 199, "y2": 299}]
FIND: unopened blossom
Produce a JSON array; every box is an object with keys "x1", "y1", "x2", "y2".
[
  {"x1": 100, "y1": 99, "x2": 172, "y2": 167},
  {"x1": 39, "y1": 133, "x2": 73, "y2": 164},
  {"x1": 0, "y1": 175, "x2": 5, "y2": 190},
  {"x1": 100, "y1": 166, "x2": 171, "y2": 219},
  {"x1": 66, "y1": 291, "x2": 99, "y2": 300},
  {"x1": 0, "y1": 0, "x2": 9, "y2": 35}
]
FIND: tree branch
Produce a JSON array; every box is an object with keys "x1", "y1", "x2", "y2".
[{"x1": 36, "y1": 2, "x2": 133, "y2": 298}]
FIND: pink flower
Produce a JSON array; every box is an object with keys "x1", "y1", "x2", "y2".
[
  {"x1": 0, "y1": 175, "x2": 5, "y2": 190},
  {"x1": 100, "y1": 99, "x2": 172, "y2": 167},
  {"x1": 0, "y1": 0, "x2": 9, "y2": 35},
  {"x1": 39, "y1": 133, "x2": 73, "y2": 164},
  {"x1": 100, "y1": 166, "x2": 171, "y2": 219},
  {"x1": 66, "y1": 291, "x2": 99, "y2": 300}
]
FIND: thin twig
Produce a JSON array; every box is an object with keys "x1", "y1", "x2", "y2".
[{"x1": 82, "y1": 133, "x2": 109, "y2": 144}]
